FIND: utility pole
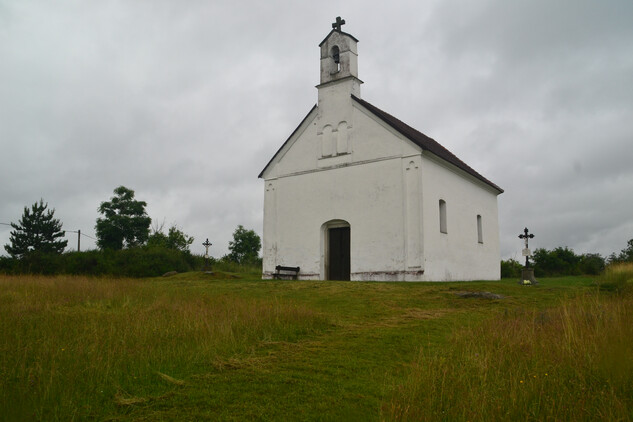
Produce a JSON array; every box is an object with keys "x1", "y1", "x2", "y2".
[{"x1": 77, "y1": 229, "x2": 81, "y2": 252}]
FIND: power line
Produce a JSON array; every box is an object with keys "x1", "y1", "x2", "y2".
[
  {"x1": 63, "y1": 230, "x2": 98, "y2": 252},
  {"x1": 64, "y1": 230, "x2": 97, "y2": 240},
  {"x1": 2, "y1": 223, "x2": 98, "y2": 253},
  {"x1": 2, "y1": 224, "x2": 97, "y2": 240}
]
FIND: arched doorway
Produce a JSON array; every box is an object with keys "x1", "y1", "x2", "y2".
[{"x1": 322, "y1": 220, "x2": 350, "y2": 280}]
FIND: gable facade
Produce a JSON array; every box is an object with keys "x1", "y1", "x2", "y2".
[{"x1": 259, "y1": 21, "x2": 502, "y2": 281}]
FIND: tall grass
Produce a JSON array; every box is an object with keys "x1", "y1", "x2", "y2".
[
  {"x1": 0, "y1": 275, "x2": 327, "y2": 421},
  {"x1": 210, "y1": 259, "x2": 262, "y2": 277},
  {"x1": 597, "y1": 261, "x2": 633, "y2": 293},
  {"x1": 385, "y1": 286, "x2": 633, "y2": 420}
]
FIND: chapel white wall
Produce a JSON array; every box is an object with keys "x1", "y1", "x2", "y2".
[
  {"x1": 263, "y1": 157, "x2": 409, "y2": 280},
  {"x1": 420, "y1": 155, "x2": 501, "y2": 281},
  {"x1": 262, "y1": 100, "x2": 501, "y2": 282}
]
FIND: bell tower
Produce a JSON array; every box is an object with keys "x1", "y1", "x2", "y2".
[
  {"x1": 317, "y1": 17, "x2": 362, "y2": 103},
  {"x1": 315, "y1": 17, "x2": 362, "y2": 163}
]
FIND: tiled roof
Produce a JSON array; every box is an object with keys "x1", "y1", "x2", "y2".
[{"x1": 352, "y1": 95, "x2": 503, "y2": 193}]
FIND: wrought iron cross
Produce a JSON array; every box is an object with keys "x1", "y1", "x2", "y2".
[
  {"x1": 518, "y1": 227, "x2": 535, "y2": 267},
  {"x1": 202, "y1": 238, "x2": 212, "y2": 271},
  {"x1": 332, "y1": 16, "x2": 346, "y2": 31},
  {"x1": 202, "y1": 238, "x2": 212, "y2": 257}
]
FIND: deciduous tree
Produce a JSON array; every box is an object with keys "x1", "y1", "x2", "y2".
[
  {"x1": 227, "y1": 225, "x2": 261, "y2": 264},
  {"x1": 147, "y1": 223, "x2": 194, "y2": 252},
  {"x1": 616, "y1": 239, "x2": 633, "y2": 262},
  {"x1": 95, "y1": 186, "x2": 151, "y2": 250}
]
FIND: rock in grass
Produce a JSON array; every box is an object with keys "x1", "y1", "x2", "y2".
[
  {"x1": 162, "y1": 271, "x2": 178, "y2": 277},
  {"x1": 114, "y1": 393, "x2": 148, "y2": 406},
  {"x1": 156, "y1": 371, "x2": 185, "y2": 386},
  {"x1": 455, "y1": 291, "x2": 504, "y2": 299}
]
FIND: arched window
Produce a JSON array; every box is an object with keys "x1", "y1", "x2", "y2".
[
  {"x1": 439, "y1": 200, "x2": 447, "y2": 234},
  {"x1": 331, "y1": 46, "x2": 341, "y2": 72},
  {"x1": 321, "y1": 125, "x2": 333, "y2": 157},
  {"x1": 336, "y1": 121, "x2": 348, "y2": 154},
  {"x1": 477, "y1": 215, "x2": 483, "y2": 243}
]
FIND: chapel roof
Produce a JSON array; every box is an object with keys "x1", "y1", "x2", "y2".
[
  {"x1": 258, "y1": 105, "x2": 317, "y2": 179},
  {"x1": 319, "y1": 29, "x2": 359, "y2": 47},
  {"x1": 351, "y1": 95, "x2": 503, "y2": 193}
]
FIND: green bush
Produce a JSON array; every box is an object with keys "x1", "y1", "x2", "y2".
[
  {"x1": 4, "y1": 252, "x2": 63, "y2": 275},
  {"x1": 500, "y1": 259, "x2": 523, "y2": 278},
  {"x1": 0, "y1": 247, "x2": 205, "y2": 278},
  {"x1": 0, "y1": 256, "x2": 17, "y2": 274},
  {"x1": 111, "y1": 247, "x2": 192, "y2": 277},
  {"x1": 531, "y1": 247, "x2": 605, "y2": 277},
  {"x1": 63, "y1": 250, "x2": 110, "y2": 275},
  {"x1": 579, "y1": 253, "x2": 606, "y2": 275}
]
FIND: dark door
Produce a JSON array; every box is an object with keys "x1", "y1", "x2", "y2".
[{"x1": 328, "y1": 227, "x2": 350, "y2": 280}]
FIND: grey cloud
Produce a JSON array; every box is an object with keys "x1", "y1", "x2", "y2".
[{"x1": 1, "y1": 0, "x2": 632, "y2": 261}]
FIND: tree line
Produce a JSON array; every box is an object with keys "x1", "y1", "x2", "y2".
[
  {"x1": 501, "y1": 240, "x2": 633, "y2": 278},
  {"x1": 1, "y1": 186, "x2": 261, "y2": 277},
  {"x1": 4, "y1": 186, "x2": 630, "y2": 278}
]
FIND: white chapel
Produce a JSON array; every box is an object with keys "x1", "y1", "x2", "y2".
[{"x1": 259, "y1": 18, "x2": 503, "y2": 281}]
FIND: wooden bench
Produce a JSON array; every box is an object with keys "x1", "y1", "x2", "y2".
[{"x1": 274, "y1": 265, "x2": 300, "y2": 280}]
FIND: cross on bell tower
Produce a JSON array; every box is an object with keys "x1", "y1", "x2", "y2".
[{"x1": 332, "y1": 16, "x2": 345, "y2": 31}]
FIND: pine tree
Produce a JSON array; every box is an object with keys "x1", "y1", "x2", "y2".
[{"x1": 4, "y1": 200, "x2": 68, "y2": 258}]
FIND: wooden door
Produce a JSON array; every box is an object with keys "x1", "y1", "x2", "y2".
[{"x1": 328, "y1": 227, "x2": 350, "y2": 280}]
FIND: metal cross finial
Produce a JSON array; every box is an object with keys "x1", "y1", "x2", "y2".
[
  {"x1": 332, "y1": 16, "x2": 346, "y2": 31},
  {"x1": 518, "y1": 227, "x2": 535, "y2": 267}
]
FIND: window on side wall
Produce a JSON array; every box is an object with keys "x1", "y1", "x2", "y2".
[
  {"x1": 439, "y1": 200, "x2": 447, "y2": 234},
  {"x1": 477, "y1": 214, "x2": 483, "y2": 244}
]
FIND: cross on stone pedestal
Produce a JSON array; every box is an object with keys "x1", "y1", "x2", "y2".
[
  {"x1": 202, "y1": 238, "x2": 212, "y2": 271},
  {"x1": 518, "y1": 227, "x2": 535, "y2": 268},
  {"x1": 332, "y1": 16, "x2": 346, "y2": 31}
]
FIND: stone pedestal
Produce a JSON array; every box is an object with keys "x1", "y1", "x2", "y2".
[{"x1": 519, "y1": 268, "x2": 538, "y2": 285}]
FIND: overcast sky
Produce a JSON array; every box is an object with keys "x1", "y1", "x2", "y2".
[{"x1": 1, "y1": 0, "x2": 632, "y2": 261}]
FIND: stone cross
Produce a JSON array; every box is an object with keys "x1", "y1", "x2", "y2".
[
  {"x1": 332, "y1": 16, "x2": 346, "y2": 31},
  {"x1": 518, "y1": 227, "x2": 535, "y2": 267}
]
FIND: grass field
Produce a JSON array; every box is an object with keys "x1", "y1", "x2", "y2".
[{"x1": 1, "y1": 270, "x2": 631, "y2": 421}]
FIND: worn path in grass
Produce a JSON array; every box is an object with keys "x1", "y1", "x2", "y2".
[{"x1": 111, "y1": 275, "x2": 595, "y2": 421}]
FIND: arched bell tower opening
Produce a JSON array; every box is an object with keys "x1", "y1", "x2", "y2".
[
  {"x1": 331, "y1": 45, "x2": 340, "y2": 73},
  {"x1": 321, "y1": 220, "x2": 351, "y2": 280}
]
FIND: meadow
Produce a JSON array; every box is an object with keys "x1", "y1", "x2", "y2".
[{"x1": 0, "y1": 267, "x2": 631, "y2": 421}]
